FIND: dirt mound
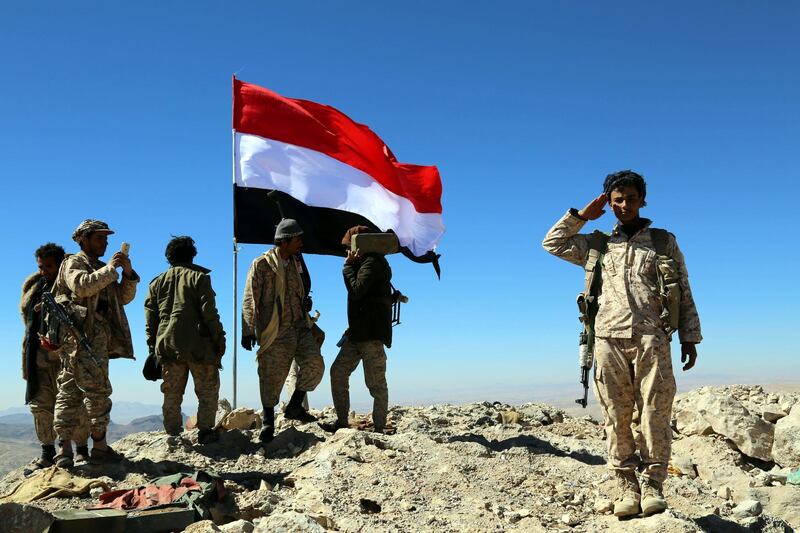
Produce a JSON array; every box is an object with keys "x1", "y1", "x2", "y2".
[{"x1": 0, "y1": 386, "x2": 798, "y2": 532}]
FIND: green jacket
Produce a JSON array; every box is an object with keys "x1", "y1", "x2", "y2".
[
  {"x1": 144, "y1": 263, "x2": 225, "y2": 365},
  {"x1": 344, "y1": 254, "x2": 393, "y2": 348}
]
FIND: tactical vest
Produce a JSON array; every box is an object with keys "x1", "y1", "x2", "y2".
[{"x1": 580, "y1": 227, "x2": 681, "y2": 337}]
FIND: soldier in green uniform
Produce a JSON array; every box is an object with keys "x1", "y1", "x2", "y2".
[{"x1": 145, "y1": 236, "x2": 226, "y2": 444}]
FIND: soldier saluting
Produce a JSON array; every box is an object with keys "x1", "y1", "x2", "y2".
[
  {"x1": 52, "y1": 219, "x2": 139, "y2": 465},
  {"x1": 543, "y1": 171, "x2": 702, "y2": 517}
]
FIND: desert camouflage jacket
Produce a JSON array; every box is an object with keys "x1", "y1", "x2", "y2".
[
  {"x1": 543, "y1": 210, "x2": 702, "y2": 344},
  {"x1": 53, "y1": 250, "x2": 139, "y2": 359},
  {"x1": 241, "y1": 249, "x2": 306, "y2": 342}
]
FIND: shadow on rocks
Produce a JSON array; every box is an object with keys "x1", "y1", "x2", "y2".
[
  {"x1": 262, "y1": 426, "x2": 323, "y2": 459},
  {"x1": 447, "y1": 433, "x2": 605, "y2": 466},
  {"x1": 695, "y1": 514, "x2": 793, "y2": 533},
  {"x1": 111, "y1": 456, "x2": 201, "y2": 479},
  {"x1": 193, "y1": 429, "x2": 262, "y2": 459}
]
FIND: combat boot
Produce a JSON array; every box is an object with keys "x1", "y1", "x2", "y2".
[
  {"x1": 613, "y1": 470, "x2": 641, "y2": 517},
  {"x1": 640, "y1": 477, "x2": 667, "y2": 515},
  {"x1": 260, "y1": 408, "x2": 275, "y2": 444},
  {"x1": 75, "y1": 445, "x2": 89, "y2": 463},
  {"x1": 284, "y1": 390, "x2": 317, "y2": 423}
]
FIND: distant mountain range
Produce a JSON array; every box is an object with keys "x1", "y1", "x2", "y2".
[
  {"x1": 0, "y1": 401, "x2": 197, "y2": 425},
  {"x1": 0, "y1": 412, "x2": 182, "y2": 477}
]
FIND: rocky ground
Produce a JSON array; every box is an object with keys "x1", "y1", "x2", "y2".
[{"x1": 0, "y1": 385, "x2": 799, "y2": 532}]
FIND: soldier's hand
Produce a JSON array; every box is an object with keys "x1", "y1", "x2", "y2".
[
  {"x1": 345, "y1": 250, "x2": 361, "y2": 265},
  {"x1": 681, "y1": 343, "x2": 697, "y2": 371},
  {"x1": 111, "y1": 252, "x2": 133, "y2": 276},
  {"x1": 577, "y1": 193, "x2": 607, "y2": 221},
  {"x1": 241, "y1": 335, "x2": 256, "y2": 351}
]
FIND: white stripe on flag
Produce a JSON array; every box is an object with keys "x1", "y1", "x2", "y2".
[{"x1": 234, "y1": 132, "x2": 444, "y2": 256}]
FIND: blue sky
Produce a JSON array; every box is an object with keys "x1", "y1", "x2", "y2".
[{"x1": 0, "y1": 1, "x2": 798, "y2": 413}]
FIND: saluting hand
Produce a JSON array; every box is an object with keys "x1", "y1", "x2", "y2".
[{"x1": 577, "y1": 193, "x2": 608, "y2": 221}]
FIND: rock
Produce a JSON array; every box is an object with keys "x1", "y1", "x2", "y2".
[
  {"x1": 217, "y1": 408, "x2": 262, "y2": 431},
  {"x1": 593, "y1": 498, "x2": 613, "y2": 513},
  {"x1": 669, "y1": 455, "x2": 697, "y2": 478},
  {"x1": 0, "y1": 503, "x2": 54, "y2": 533},
  {"x1": 561, "y1": 513, "x2": 579, "y2": 526},
  {"x1": 400, "y1": 500, "x2": 416, "y2": 511},
  {"x1": 235, "y1": 490, "x2": 277, "y2": 521},
  {"x1": 220, "y1": 520, "x2": 255, "y2": 533},
  {"x1": 184, "y1": 521, "x2": 222, "y2": 533},
  {"x1": 732, "y1": 499, "x2": 763, "y2": 519},
  {"x1": 674, "y1": 389, "x2": 774, "y2": 461},
  {"x1": 2, "y1": 388, "x2": 799, "y2": 532},
  {"x1": 497, "y1": 410, "x2": 522, "y2": 425},
  {"x1": 772, "y1": 406, "x2": 800, "y2": 467},
  {"x1": 253, "y1": 512, "x2": 326, "y2": 532},
  {"x1": 215, "y1": 398, "x2": 233, "y2": 426},
  {"x1": 763, "y1": 410, "x2": 787, "y2": 423}
]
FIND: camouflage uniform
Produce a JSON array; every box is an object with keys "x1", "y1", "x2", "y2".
[
  {"x1": 20, "y1": 273, "x2": 89, "y2": 446},
  {"x1": 145, "y1": 263, "x2": 225, "y2": 435},
  {"x1": 330, "y1": 339, "x2": 388, "y2": 430},
  {"x1": 160, "y1": 362, "x2": 220, "y2": 434},
  {"x1": 243, "y1": 249, "x2": 324, "y2": 410},
  {"x1": 52, "y1": 251, "x2": 138, "y2": 441},
  {"x1": 331, "y1": 252, "x2": 393, "y2": 431},
  {"x1": 543, "y1": 210, "x2": 701, "y2": 482},
  {"x1": 285, "y1": 360, "x2": 309, "y2": 410}
]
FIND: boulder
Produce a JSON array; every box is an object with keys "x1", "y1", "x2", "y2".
[
  {"x1": 253, "y1": 511, "x2": 326, "y2": 532},
  {"x1": 220, "y1": 520, "x2": 255, "y2": 533},
  {"x1": 185, "y1": 521, "x2": 222, "y2": 533},
  {"x1": 673, "y1": 389, "x2": 774, "y2": 461},
  {"x1": 732, "y1": 499, "x2": 762, "y2": 519},
  {"x1": 772, "y1": 407, "x2": 800, "y2": 467}
]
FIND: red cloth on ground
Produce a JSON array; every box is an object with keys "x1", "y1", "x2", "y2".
[{"x1": 92, "y1": 477, "x2": 202, "y2": 510}]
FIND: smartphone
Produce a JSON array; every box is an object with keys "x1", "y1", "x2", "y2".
[{"x1": 120, "y1": 242, "x2": 130, "y2": 256}]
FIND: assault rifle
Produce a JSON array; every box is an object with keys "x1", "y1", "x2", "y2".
[
  {"x1": 576, "y1": 297, "x2": 593, "y2": 409},
  {"x1": 41, "y1": 291, "x2": 100, "y2": 366}
]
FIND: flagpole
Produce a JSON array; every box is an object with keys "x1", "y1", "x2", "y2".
[
  {"x1": 232, "y1": 236, "x2": 238, "y2": 409},
  {"x1": 232, "y1": 122, "x2": 239, "y2": 409}
]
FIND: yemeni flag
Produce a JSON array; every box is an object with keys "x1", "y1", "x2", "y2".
[{"x1": 232, "y1": 78, "x2": 444, "y2": 271}]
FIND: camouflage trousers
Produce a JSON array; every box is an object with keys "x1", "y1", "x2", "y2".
[
  {"x1": 161, "y1": 361, "x2": 220, "y2": 434},
  {"x1": 256, "y1": 325, "x2": 324, "y2": 409},
  {"x1": 594, "y1": 335, "x2": 676, "y2": 482},
  {"x1": 330, "y1": 339, "x2": 388, "y2": 431},
  {"x1": 54, "y1": 326, "x2": 112, "y2": 441},
  {"x1": 29, "y1": 352, "x2": 89, "y2": 446},
  {"x1": 286, "y1": 360, "x2": 309, "y2": 410}
]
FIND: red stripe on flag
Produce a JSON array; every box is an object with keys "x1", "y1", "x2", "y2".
[{"x1": 233, "y1": 78, "x2": 442, "y2": 215}]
